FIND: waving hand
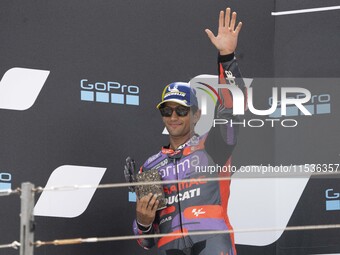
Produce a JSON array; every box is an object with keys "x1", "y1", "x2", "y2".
[{"x1": 205, "y1": 7, "x2": 243, "y2": 55}]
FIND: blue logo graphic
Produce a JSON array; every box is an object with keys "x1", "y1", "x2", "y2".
[
  {"x1": 269, "y1": 93, "x2": 331, "y2": 118},
  {"x1": 0, "y1": 172, "x2": 12, "y2": 190},
  {"x1": 80, "y1": 79, "x2": 140, "y2": 106},
  {"x1": 129, "y1": 192, "x2": 137, "y2": 202},
  {"x1": 325, "y1": 188, "x2": 340, "y2": 211}
]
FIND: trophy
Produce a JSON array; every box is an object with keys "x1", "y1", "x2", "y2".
[{"x1": 124, "y1": 157, "x2": 167, "y2": 210}]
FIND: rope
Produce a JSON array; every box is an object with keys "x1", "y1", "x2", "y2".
[
  {"x1": 0, "y1": 188, "x2": 21, "y2": 197},
  {"x1": 32, "y1": 169, "x2": 339, "y2": 193},
  {"x1": 0, "y1": 241, "x2": 21, "y2": 249},
  {"x1": 33, "y1": 223, "x2": 340, "y2": 247}
]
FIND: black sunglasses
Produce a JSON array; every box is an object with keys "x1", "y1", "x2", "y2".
[{"x1": 159, "y1": 105, "x2": 191, "y2": 117}]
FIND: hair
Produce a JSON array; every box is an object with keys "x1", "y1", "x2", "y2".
[{"x1": 191, "y1": 105, "x2": 199, "y2": 114}]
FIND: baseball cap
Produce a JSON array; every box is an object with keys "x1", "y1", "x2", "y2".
[{"x1": 156, "y1": 82, "x2": 198, "y2": 109}]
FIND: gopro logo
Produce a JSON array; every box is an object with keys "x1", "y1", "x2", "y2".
[
  {"x1": 269, "y1": 93, "x2": 331, "y2": 118},
  {"x1": 0, "y1": 67, "x2": 50, "y2": 111},
  {"x1": 325, "y1": 188, "x2": 340, "y2": 211},
  {"x1": 129, "y1": 191, "x2": 137, "y2": 202},
  {"x1": 0, "y1": 172, "x2": 11, "y2": 190},
  {"x1": 80, "y1": 79, "x2": 140, "y2": 105}
]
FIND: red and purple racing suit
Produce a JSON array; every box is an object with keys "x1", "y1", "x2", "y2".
[{"x1": 133, "y1": 53, "x2": 246, "y2": 255}]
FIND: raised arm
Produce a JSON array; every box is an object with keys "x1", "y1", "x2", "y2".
[
  {"x1": 203, "y1": 8, "x2": 246, "y2": 167},
  {"x1": 205, "y1": 7, "x2": 242, "y2": 55}
]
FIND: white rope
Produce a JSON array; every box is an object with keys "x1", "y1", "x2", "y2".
[
  {"x1": 0, "y1": 188, "x2": 20, "y2": 197},
  {"x1": 33, "y1": 169, "x2": 340, "y2": 193},
  {"x1": 34, "y1": 177, "x2": 228, "y2": 192},
  {"x1": 0, "y1": 241, "x2": 21, "y2": 249},
  {"x1": 33, "y1": 223, "x2": 340, "y2": 247}
]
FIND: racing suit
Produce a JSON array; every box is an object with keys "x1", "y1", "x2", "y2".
[{"x1": 133, "y1": 53, "x2": 246, "y2": 255}]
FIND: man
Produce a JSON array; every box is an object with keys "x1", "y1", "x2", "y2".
[{"x1": 132, "y1": 8, "x2": 245, "y2": 255}]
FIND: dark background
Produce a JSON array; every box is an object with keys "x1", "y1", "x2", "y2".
[{"x1": 0, "y1": 1, "x2": 339, "y2": 255}]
